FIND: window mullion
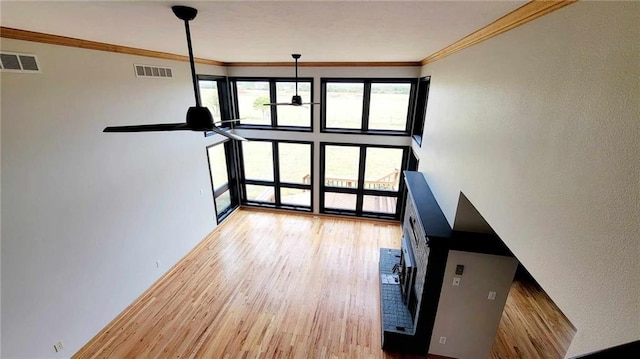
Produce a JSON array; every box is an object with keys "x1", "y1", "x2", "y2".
[
  {"x1": 218, "y1": 78, "x2": 231, "y2": 126},
  {"x1": 319, "y1": 144, "x2": 326, "y2": 211},
  {"x1": 273, "y1": 142, "x2": 281, "y2": 205},
  {"x1": 236, "y1": 140, "x2": 248, "y2": 202},
  {"x1": 355, "y1": 145, "x2": 367, "y2": 215},
  {"x1": 231, "y1": 80, "x2": 240, "y2": 121},
  {"x1": 270, "y1": 80, "x2": 278, "y2": 126},
  {"x1": 394, "y1": 147, "x2": 410, "y2": 219},
  {"x1": 362, "y1": 81, "x2": 371, "y2": 131},
  {"x1": 320, "y1": 80, "x2": 327, "y2": 131}
]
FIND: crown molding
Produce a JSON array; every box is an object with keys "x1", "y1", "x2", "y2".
[
  {"x1": 421, "y1": 0, "x2": 577, "y2": 65},
  {"x1": 225, "y1": 61, "x2": 421, "y2": 67},
  {"x1": 0, "y1": 27, "x2": 225, "y2": 66}
]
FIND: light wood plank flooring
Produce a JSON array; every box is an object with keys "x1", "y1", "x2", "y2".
[
  {"x1": 488, "y1": 268, "x2": 576, "y2": 359},
  {"x1": 75, "y1": 208, "x2": 575, "y2": 359},
  {"x1": 74, "y1": 208, "x2": 429, "y2": 358}
]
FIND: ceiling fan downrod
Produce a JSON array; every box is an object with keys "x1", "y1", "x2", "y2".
[
  {"x1": 292, "y1": 53, "x2": 302, "y2": 105},
  {"x1": 172, "y1": 6, "x2": 201, "y2": 107}
]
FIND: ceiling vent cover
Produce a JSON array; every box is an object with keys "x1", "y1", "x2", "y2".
[
  {"x1": 134, "y1": 64, "x2": 173, "y2": 78},
  {"x1": 0, "y1": 52, "x2": 41, "y2": 73}
]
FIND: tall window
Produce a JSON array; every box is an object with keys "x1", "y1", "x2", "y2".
[
  {"x1": 235, "y1": 80, "x2": 271, "y2": 126},
  {"x1": 321, "y1": 143, "x2": 408, "y2": 219},
  {"x1": 198, "y1": 75, "x2": 232, "y2": 137},
  {"x1": 240, "y1": 140, "x2": 313, "y2": 211},
  {"x1": 322, "y1": 78, "x2": 416, "y2": 134},
  {"x1": 206, "y1": 141, "x2": 238, "y2": 223},
  {"x1": 411, "y1": 76, "x2": 431, "y2": 146},
  {"x1": 325, "y1": 83, "x2": 364, "y2": 130},
  {"x1": 231, "y1": 78, "x2": 313, "y2": 130}
]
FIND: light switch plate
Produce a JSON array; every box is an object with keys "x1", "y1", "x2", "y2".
[{"x1": 488, "y1": 291, "x2": 497, "y2": 300}]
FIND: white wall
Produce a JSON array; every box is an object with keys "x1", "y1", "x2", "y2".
[
  {"x1": 417, "y1": 1, "x2": 639, "y2": 357},
  {"x1": 1, "y1": 39, "x2": 226, "y2": 357},
  {"x1": 429, "y1": 251, "x2": 518, "y2": 359}
]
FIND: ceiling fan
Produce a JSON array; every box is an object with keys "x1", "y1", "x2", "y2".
[
  {"x1": 264, "y1": 54, "x2": 320, "y2": 107},
  {"x1": 103, "y1": 6, "x2": 246, "y2": 141}
]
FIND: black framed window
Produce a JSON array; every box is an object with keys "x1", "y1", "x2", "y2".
[
  {"x1": 230, "y1": 78, "x2": 313, "y2": 130},
  {"x1": 321, "y1": 78, "x2": 416, "y2": 135},
  {"x1": 325, "y1": 82, "x2": 364, "y2": 130},
  {"x1": 235, "y1": 80, "x2": 271, "y2": 126},
  {"x1": 369, "y1": 83, "x2": 412, "y2": 131},
  {"x1": 239, "y1": 139, "x2": 313, "y2": 211},
  {"x1": 206, "y1": 140, "x2": 239, "y2": 223},
  {"x1": 411, "y1": 76, "x2": 431, "y2": 146},
  {"x1": 276, "y1": 81, "x2": 312, "y2": 127},
  {"x1": 198, "y1": 75, "x2": 232, "y2": 129},
  {"x1": 320, "y1": 143, "x2": 408, "y2": 219}
]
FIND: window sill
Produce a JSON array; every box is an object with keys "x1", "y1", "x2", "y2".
[
  {"x1": 320, "y1": 128, "x2": 411, "y2": 137},
  {"x1": 235, "y1": 125, "x2": 312, "y2": 132}
]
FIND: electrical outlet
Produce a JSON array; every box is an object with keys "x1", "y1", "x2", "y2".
[
  {"x1": 53, "y1": 341, "x2": 63, "y2": 352},
  {"x1": 156, "y1": 260, "x2": 161, "y2": 268},
  {"x1": 439, "y1": 336, "x2": 447, "y2": 344},
  {"x1": 488, "y1": 291, "x2": 497, "y2": 300},
  {"x1": 452, "y1": 277, "x2": 461, "y2": 286}
]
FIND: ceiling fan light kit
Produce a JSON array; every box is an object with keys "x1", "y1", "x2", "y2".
[{"x1": 103, "y1": 5, "x2": 246, "y2": 141}]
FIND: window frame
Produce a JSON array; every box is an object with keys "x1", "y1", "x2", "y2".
[
  {"x1": 197, "y1": 75, "x2": 233, "y2": 138},
  {"x1": 320, "y1": 142, "x2": 409, "y2": 220},
  {"x1": 321, "y1": 78, "x2": 417, "y2": 136},
  {"x1": 229, "y1": 77, "x2": 315, "y2": 132},
  {"x1": 205, "y1": 140, "x2": 240, "y2": 224},
  {"x1": 238, "y1": 139, "x2": 314, "y2": 212},
  {"x1": 411, "y1": 76, "x2": 431, "y2": 146}
]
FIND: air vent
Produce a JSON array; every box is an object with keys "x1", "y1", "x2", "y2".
[
  {"x1": 0, "y1": 52, "x2": 40, "y2": 73},
  {"x1": 134, "y1": 64, "x2": 173, "y2": 78}
]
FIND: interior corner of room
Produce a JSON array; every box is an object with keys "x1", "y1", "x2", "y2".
[{"x1": 1, "y1": 1, "x2": 639, "y2": 358}]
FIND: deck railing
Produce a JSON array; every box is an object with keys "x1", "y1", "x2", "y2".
[{"x1": 302, "y1": 169, "x2": 400, "y2": 191}]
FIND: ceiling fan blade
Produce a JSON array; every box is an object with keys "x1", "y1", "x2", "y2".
[
  {"x1": 258, "y1": 55, "x2": 321, "y2": 109},
  {"x1": 214, "y1": 119, "x2": 242, "y2": 125},
  {"x1": 104, "y1": 7, "x2": 203, "y2": 136},
  {"x1": 103, "y1": 123, "x2": 191, "y2": 132},
  {"x1": 208, "y1": 126, "x2": 247, "y2": 141}
]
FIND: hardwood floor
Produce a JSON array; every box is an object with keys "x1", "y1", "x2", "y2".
[
  {"x1": 488, "y1": 268, "x2": 576, "y2": 359},
  {"x1": 74, "y1": 208, "x2": 429, "y2": 358},
  {"x1": 75, "y1": 208, "x2": 575, "y2": 359}
]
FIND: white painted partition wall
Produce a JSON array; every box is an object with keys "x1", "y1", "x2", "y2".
[
  {"x1": 430, "y1": 251, "x2": 518, "y2": 359},
  {"x1": 0, "y1": 39, "x2": 226, "y2": 357},
  {"x1": 416, "y1": 1, "x2": 640, "y2": 357}
]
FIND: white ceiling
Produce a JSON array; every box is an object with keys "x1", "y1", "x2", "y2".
[{"x1": 0, "y1": 1, "x2": 526, "y2": 63}]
